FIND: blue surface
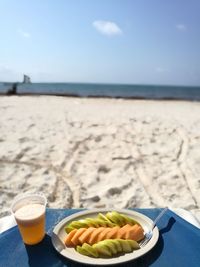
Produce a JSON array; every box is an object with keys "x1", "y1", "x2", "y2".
[
  {"x1": 13, "y1": 83, "x2": 200, "y2": 100},
  {"x1": 0, "y1": 208, "x2": 200, "y2": 267},
  {"x1": 0, "y1": 82, "x2": 13, "y2": 94}
]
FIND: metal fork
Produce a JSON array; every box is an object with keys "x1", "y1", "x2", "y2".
[{"x1": 140, "y1": 207, "x2": 168, "y2": 248}]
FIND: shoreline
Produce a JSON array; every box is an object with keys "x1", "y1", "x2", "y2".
[
  {"x1": 1, "y1": 81, "x2": 200, "y2": 101},
  {"x1": 2, "y1": 93, "x2": 200, "y2": 102},
  {"x1": 0, "y1": 96, "x2": 200, "y2": 223}
]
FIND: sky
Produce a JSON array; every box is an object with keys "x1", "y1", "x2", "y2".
[{"x1": 0, "y1": 0, "x2": 200, "y2": 85}]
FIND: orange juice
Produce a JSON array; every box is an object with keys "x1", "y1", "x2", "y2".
[
  {"x1": 14, "y1": 203, "x2": 45, "y2": 245},
  {"x1": 11, "y1": 194, "x2": 47, "y2": 245}
]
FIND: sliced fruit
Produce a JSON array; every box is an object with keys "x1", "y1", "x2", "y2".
[
  {"x1": 76, "y1": 245, "x2": 91, "y2": 257},
  {"x1": 124, "y1": 224, "x2": 138, "y2": 239},
  {"x1": 84, "y1": 218, "x2": 98, "y2": 227},
  {"x1": 98, "y1": 213, "x2": 111, "y2": 222},
  {"x1": 111, "y1": 211, "x2": 126, "y2": 226},
  {"x1": 128, "y1": 225, "x2": 144, "y2": 241},
  {"x1": 105, "y1": 226, "x2": 120, "y2": 239},
  {"x1": 106, "y1": 212, "x2": 121, "y2": 225},
  {"x1": 96, "y1": 228, "x2": 111, "y2": 242},
  {"x1": 65, "y1": 225, "x2": 75, "y2": 233},
  {"x1": 88, "y1": 227, "x2": 105, "y2": 245},
  {"x1": 78, "y1": 227, "x2": 95, "y2": 244},
  {"x1": 113, "y1": 239, "x2": 123, "y2": 252},
  {"x1": 71, "y1": 228, "x2": 86, "y2": 246},
  {"x1": 118, "y1": 239, "x2": 132, "y2": 253},
  {"x1": 82, "y1": 243, "x2": 99, "y2": 257},
  {"x1": 126, "y1": 239, "x2": 140, "y2": 250},
  {"x1": 121, "y1": 214, "x2": 140, "y2": 226},
  {"x1": 76, "y1": 239, "x2": 140, "y2": 257},
  {"x1": 93, "y1": 243, "x2": 112, "y2": 257},
  {"x1": 100, "y1": 240, "x2": 118, "y2": 254},
  {"x1": 65, "y1": 219, "x2": 90, "y2": 233},
  {"x1": 64, "y1": 229, "x2": 77, "y2": 246},
  {"x1": 94, "y1": 219, "x2": 108, "y2": 227},
  {"x1": 70, "y1": 221, "x2": 85, "y2": 228},
  {"x1": 65, "y1": 210, "x2": 141, "y2": 235},
  {"x1": 117, "y1": 224, "x2": 132, "y2": 239}
]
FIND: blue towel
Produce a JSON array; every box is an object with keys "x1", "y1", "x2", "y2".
[{"x1": 0, "y1": 208, "x2": 199, "y2": 267}]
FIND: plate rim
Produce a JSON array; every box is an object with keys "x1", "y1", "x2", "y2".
[{"x1": 51, "y1": 208, "x2": 159, "y2": 265}]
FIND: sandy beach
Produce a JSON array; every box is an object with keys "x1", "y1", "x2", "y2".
[{"x1": 0, "y1": 96, "x2": 200, "y2": 222}]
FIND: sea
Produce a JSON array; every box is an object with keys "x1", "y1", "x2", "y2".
[{"x1": 0, "y1": 82, "x2": 200, "y2": 101}]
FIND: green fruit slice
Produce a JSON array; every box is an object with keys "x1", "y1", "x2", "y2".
[
  {"x1": 113, "y1": 239, "x2": 123, "y2": 252},
  {"x1": 70, "y1": 221, "x2": 87, "y2": 228},
  {"x1": 127, "y1": 239, "x2": 140, "y2": 250},
  {"x1": 99, "y1": 240, "x2": 118, "y2": 254},
  {"x1": 111, "y1": 211, "x2": 125, "y2": 226},
  {"x1": 98, "y1": 213, "x2": 110, "y2": 221},
  {"x1": 82, "y1": 243, "x2": 99, "y2": 257},
  {"x1": 121, "y1": 214, "x2": 140, "y2": 226},
  {"x1": 118, "y1": 239, "x2": 132, "y2": 253},
  {"x1": 98, "y1": 213, "x2": 116, "y2": 227},
  {"x1": 76, "y1": 246, "x2": 91, "y2": 256},
  {"x1": 106, "y1": 212, "x2": 120, "y2": 225},
  {"x1": 93, "y1": 243, "x2": 112, "y2": 257},
  {"x1": 65, "y1": 225, "x2": 75, "y2": 233},
  {"x1": 84, "y1": 218, "x2": 99, "y2": 227},
  {"x1": 94, "y1": 219, "x2": 107, "y2": 227}
]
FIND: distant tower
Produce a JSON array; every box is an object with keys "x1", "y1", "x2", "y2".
[{"x1": 23, "y1": 74, "x2": 31, "y2": 83}]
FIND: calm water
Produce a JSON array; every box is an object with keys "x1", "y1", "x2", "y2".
[{"x1": 1, "y1": 82, "x2": 200, "y2": 100}]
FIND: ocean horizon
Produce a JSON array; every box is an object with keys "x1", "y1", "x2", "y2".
[{"x1": 0, "y1": 82, "x2": 200, "y2": 101}]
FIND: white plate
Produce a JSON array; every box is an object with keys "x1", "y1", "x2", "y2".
[{"x1": 51, "y1": 209, "x2": 159, "y2": 265}]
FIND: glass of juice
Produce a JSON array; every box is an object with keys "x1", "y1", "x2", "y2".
[{"x1": 11, "y1": 193, "x2": 47, "y2": 245}]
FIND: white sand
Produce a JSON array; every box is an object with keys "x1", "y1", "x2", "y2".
[{"x1": 0, "y1": 96, "x2": 200, "y2": 222}]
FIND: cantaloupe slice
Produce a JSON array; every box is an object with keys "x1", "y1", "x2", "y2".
[
  {"x1": 117, "y1": 224, "x2": 132, "y2": 239},
  {"x1": 105, "y1": 226, "x2": 120, "y2": 239},
  {"x1": 71, "y1": 228, "x2": 86, "y2": 246},
  {"x1": 78, "y1": 227, "x2": 95, "y2": 244},
  {"x1": 96, "y1": 228, "x2": 111, "y2": 242},
  {"x1": 127, "y1": 224, "x2": 144, "y2": 241},
  {"x1": 65, "y1": 224, "x2": 144, "y2": 247},
  {"x1": 88, "y1": 227, "x2": 105, "y2": 245},
  {"x1": 65, "y1": 228, "x2": 77, "y2": 246}
]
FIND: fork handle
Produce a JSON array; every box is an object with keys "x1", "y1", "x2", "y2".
[{"x1": 152, "y1": 207, "x2": 168, "y2": 229}]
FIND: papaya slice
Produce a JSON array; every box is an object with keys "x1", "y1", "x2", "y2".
[
  {"x1": 65, "y1": 220, "x2": 144, "y2": 248},
  {"x1": 105, "y1": 226, "x2": 120, "y2": 239},
  {"x1": 117, "y1": 224, "x2": 132, "y2": 239},
  {"x1": 88, "y1": 227, "x2": 105, "y2": 245},
  {"x1": 78, "y1": 227, "x2": 95, "y2": 244},
  {"x1": 65, "y1": 229, "x2": 77, "y2": 246},
  {"x1": 128, "y1": 225, "x2": 144, "y2": 241},
  {"x1": 96, "y1": 228, "x2": 111, "y2": 242},
  {"x1": 71, "y1": 228, "x2": 86, "y2": 246}
]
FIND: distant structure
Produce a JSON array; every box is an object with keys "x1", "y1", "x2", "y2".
[
  {"x1": 7, "y1": 74, "x2": 31, "y2": 95},
  {"x1": 23, "y1": 74, "x2": 31, "y2": 83},
  {"x1": 7, "y1": 82, "x2": 17, "y2": 95}
]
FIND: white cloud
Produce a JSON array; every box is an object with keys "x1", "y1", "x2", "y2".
[
  {"x1": 176, "y1": 24, "x2": 186, "y2": 31},
  {"x1": 17, "y1": 28, "x2": 31, "y2": 38},
  {"x1": 93, "y1": 20, "x2": 122, "y2": 36}
]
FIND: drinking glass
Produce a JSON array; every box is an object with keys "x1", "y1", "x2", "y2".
[{"x1": 11, "y1": 193, "x2": 47, "y2": 245}]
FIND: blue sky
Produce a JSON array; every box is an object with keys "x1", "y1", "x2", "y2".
[{"x1": 0, "y1": 0, "x2": 200, "y2": 85}]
